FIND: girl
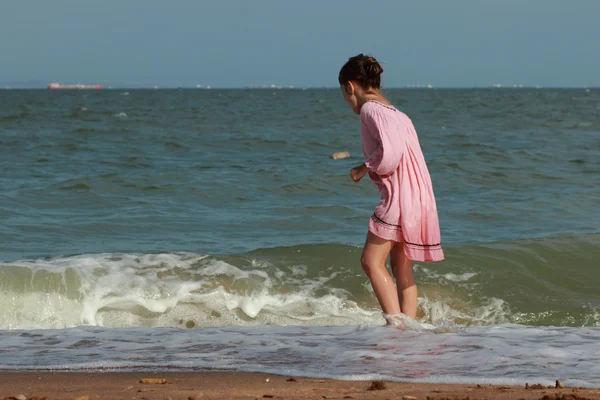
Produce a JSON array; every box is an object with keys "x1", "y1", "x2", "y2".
[{"x1": 339, "y1": 54, "x2": 444, "y2": 326}]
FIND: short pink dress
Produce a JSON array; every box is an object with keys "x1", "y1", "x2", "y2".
[{"x1": 360, "y1": 101, "x2": 444, "y2": 262}]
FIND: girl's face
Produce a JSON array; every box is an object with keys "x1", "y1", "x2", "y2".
[{"x1": 341, "y1": 82, "x2": 360, "y2": 115}]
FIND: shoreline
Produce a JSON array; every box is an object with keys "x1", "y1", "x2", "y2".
[{"x1": 1, "y1": 372, "x2": 599, "y2": 400}]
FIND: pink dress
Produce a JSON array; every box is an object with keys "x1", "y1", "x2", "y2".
[{"x1": 360, "y1": 101, "x2": 444, "y2": 262}]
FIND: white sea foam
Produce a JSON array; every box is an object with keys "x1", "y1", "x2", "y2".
[
  {"x1": 0, "y1": 253, "x2": 382, "y2": 329},
  {"x1": 1, "y1": 324, "x2": 599, "y2": 387},
  {"x1": 418, "y1": 266, "x2": 478, "y2": 282},
  {"x1": 0, "y1": 252, "x2": 593, "y2": 331}
]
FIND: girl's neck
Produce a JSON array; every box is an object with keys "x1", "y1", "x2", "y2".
[{"x1": 357, "y1": 90, "x2": 391, "y2": 109}]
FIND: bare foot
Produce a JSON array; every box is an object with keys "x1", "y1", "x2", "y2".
[{"x1": 383, "y1": 313, "x2": 406, "y2": 330}]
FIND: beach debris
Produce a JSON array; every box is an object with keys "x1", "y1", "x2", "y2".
[
  {"x1": 538, "y1": 395, "x2": 589, "y2": 400},
  {"x1": 367, "y1": 380, "x2": 386, "y2": 391},
  {"x1": 526, "y1": 382, "x2": 566, "y2": 390},
  {"x1": 139, "y1": 378, "x2": 167, "y2": 384},
  {"x1": 5, "y1": 397, "x2": 47, "y2": 400},
  {"x1": 186, "y1": 320, "x2": 196, "y2": 328},
  {"x1": 526, "y1": 383, "x2": 546, "y2": 390},
  {"x1": 286, "y1": 377, "x2": 297, "y2": 382},
  {"x1": 265, "y1": 378, "x2": 270, "y2": 382},
  {"x1": 331, "y1": 151, "x2": 350, "y2": 160},
  {"x1": 262, "y1": 395, "x2": 274, "y2": 398},
  {"x1": 402, "y1": 396, "x2": 418, "y2": 400},
  {"x1": 137, "y1": 389, "x2": 155, "y2": 393}
]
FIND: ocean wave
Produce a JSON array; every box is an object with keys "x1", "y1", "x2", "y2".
[{"x1": 1, "y1": 234, "x2": 598, "y2": 330}]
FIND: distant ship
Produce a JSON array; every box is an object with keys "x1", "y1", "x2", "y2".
[{"x1": 48, "y1": 82, "x2": 102, "y2": 90}]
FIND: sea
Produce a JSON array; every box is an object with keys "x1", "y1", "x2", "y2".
[{"x1": 1, "y1": 88, "x2": 599, "y2": 387}]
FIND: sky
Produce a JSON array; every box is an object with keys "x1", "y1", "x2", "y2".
[{"x1": 1, "y1": 0, "x2": 599, "y2": 88}]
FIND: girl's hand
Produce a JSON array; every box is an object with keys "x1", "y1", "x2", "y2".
[{"x1": 350, "y1": 163, "x2": 368, "y2": 182}]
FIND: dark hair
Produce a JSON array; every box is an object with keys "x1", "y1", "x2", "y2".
[{"x1": 338, "y1": 54, "x2": 384, "y2": 89}]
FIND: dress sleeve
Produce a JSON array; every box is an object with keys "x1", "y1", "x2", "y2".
[{"x1": 361, "y1": 107, "x2": 403, "y2": 177}]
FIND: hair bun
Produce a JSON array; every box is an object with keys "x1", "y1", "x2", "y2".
[
  {"x1": 365, "y1": 57, "x2": 383, "y2": 77},
  {"x1": 338, "y1": 53, "x2": 384, "y2": 89}
]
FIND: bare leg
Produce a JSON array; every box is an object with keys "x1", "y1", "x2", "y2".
[
  {"x1": 390, "y1": 242, "x2": 417, "y2": 318},
  {"x1": 360, "y1": 231, "x2": 400, "y2": 315}
]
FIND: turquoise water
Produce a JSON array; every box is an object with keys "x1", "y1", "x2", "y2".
[{"x1": 0, "y1": 88, "x2": 599, "y2": 384}]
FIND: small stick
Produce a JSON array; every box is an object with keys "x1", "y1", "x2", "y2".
[{"x1": 139, "y1": 378, "x2": 167, "y2": 384}]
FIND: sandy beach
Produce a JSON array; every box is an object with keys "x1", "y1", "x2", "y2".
[{"x1": 1, "y1": 372, "x2": 599, "y2": 400}]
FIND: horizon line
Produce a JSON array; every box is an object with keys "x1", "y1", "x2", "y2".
[
  {"x1": 0, "y1": 85, "x2": 600, "y2": 92},
  {"x1": 1, "y1": 85, "x2": 598, "y2": 90}
]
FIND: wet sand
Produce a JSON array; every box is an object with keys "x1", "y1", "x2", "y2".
[{"x1": 1, "y1": 372, "x2": 599, "y2": 400}]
